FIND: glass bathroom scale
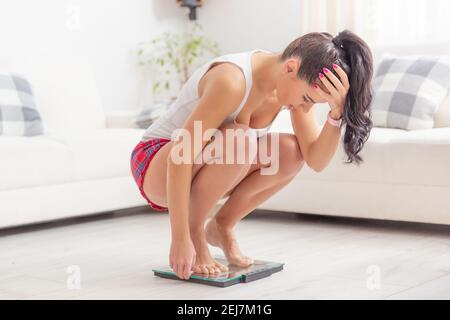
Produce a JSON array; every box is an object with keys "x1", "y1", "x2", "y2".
[{"x1": 152, "y1": 255, "x2": 284, "y2": 287}]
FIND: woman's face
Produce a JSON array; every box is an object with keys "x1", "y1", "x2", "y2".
[{"x1": 276, "y1": 57, "x2": 329, "y2": 112}]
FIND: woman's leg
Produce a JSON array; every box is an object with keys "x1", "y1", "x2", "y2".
[
  {"x1": 187, "y1": 123, "x2": 259, "y2": 273},
  {"x1": 205, "y1": 133, "x2": 305, "y2": 266},
  {"x1": 142, "y1": 123, "x2": 258, "y2": 274}
]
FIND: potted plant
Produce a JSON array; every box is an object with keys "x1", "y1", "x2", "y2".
[{"x1": 134, "y1": 22, "x2": 221, "y2": 128}]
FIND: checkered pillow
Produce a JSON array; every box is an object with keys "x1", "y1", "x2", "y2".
[
  {"x1": 0, "y1": 73, "x2": 44, "y2": 136},
  {"x1": 371, "y1": 54, "x2": 450, "y2": 130}
]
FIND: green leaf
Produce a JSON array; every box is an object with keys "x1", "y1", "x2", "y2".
[{"x1": 152, "y1": 82, "x2": 160, "y2": 94}]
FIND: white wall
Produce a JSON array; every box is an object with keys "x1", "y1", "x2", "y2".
[
  {"x1": 0, "y1": 0, "x2": 384, "y2": 114},
  {"x1": 195, "y1": 0, "x2": 303, "y2": 55},
  {"x1": 0, "y1": 0, "x2": 185, "y2": 112}
]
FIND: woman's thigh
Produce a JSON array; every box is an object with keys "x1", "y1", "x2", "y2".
[
  {"x1": 142, "y1": 122, "x2": 254, "y2": 206},
  {"x1": 141, "y1": 140, "x2": 209, "y2": 207},
  {"x1": 221, "y1": 132, "x2": 304, "y2": 197}
]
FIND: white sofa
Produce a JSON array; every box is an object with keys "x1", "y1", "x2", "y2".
[
  {"x1": 0, "y1": 54, "x2": 146, "y2": 229},
  {"x1": 1, "y1": 44, "x2": 449, "y2": 229}
]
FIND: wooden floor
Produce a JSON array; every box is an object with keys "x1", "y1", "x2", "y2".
[{"x1": 1, "y1": 206, "x2": 450, "y2": 300}]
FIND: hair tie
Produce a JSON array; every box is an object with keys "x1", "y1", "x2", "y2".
[{"x1": 332, "y1": 37, "x2": 344, "y2": 49}]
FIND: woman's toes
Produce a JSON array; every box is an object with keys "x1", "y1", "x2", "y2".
[
  {"x1": 208, "y1": 265, "x2": 220, "y2": 273},
  {"x1": 215, "y1": 265, "x2": 224, "y2": 273},
  {"x1": 199, "y1": 265, "x2": 209, "y2": 274},
  {"x1": 215, "y1": 261, "x2": 229, "y2": 272},
  {"x1": 203, "y1": 265, "x2": 212, "y2": 273},
  {"x1": 229, "y1": 255, "x2": 254, "y2": 267},
  {"x1": 244, "y1": 256, "x2": 254, "y2": 264},
  {"x1": 192, "y1": 265, "x2": 201, "y2": 273}
]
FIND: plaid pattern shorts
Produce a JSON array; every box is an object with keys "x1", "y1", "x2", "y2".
[{"x1": 130, "y1": 137, "x2": 171, "y2": 211}]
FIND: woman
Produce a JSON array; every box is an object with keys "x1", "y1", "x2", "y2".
[{"x1": 130, "y1": 29, "x2": 374, "y2": 280}]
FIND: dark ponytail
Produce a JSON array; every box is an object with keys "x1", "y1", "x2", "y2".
[
  {"x1": 333, "y1": 30, "x2": 374, "y2": 165},
  {"x1": 280, "y1": 29, "x2": 374, "y2": 165}
]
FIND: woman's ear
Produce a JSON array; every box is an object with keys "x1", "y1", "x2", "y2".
[{"x1": 285, "y1": 57, "x2": 301, "y2": 77}]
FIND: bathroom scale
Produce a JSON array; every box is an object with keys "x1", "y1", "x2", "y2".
[{"x1": 152, "y1": 255, "x2": 284, "y2": 287}]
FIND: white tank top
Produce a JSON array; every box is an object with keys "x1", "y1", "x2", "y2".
[{"x1": 141, "y1": 48, "x2": 288, "y2": 142}]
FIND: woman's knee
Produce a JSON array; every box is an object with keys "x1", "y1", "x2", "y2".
[
  {"x1": 190, "y1": 123, "x2": 257, "y2": 192},
  {"x1": 209, "y1": 122, "x2": 258, "y2": 165},
  {"x1": 277, "y1": 134, "x2": 305, "y2": 176}
]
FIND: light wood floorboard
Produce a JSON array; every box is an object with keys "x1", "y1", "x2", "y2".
[{"x1": 1, "y1": 206, "x2": 449, "y2": 299}]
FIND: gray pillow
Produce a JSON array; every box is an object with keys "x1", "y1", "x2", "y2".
[
  {"x1": 134, "y1": 102, "x2": 172, "y2": 129},
  {"x1": 371, "y1": 54, "x2": 450, "y2": 130},
  {"x1": 0, "y1": 73, "x2": 44, "y2": 136}
]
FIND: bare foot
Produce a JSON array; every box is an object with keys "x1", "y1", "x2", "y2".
[
  {"x1": 205, "y1": 217, "x2": 254, "y2": 267},
  {"x1": 190, "y1": 231, "x2": 229, "y2": 275}
]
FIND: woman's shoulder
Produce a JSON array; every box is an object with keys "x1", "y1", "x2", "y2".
[{"x1": 198, "y1": 62, "x2": 246, "y2": 99}]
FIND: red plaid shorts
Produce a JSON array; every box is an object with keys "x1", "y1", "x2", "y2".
[{"x1": 130, "y1": 137, "x2": 171, "y2": 211}]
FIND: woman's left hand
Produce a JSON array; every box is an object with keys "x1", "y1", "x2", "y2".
[{"x1": 313, "y1": 64, "x2": 350, "y2": 119}]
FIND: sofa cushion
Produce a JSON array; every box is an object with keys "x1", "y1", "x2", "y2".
[
  {"x1": 51, "y1": 128, "x2": 144, "y2": 181},
  {"x1": 0, "y1": 134, "x2": 72, "y2": 191},
  {"x1": 135, "y1": 102, "x2": 170, "y2": 129},
  {"x1": 305, "y1": 126, "x2": 450, "y2": 187},
  {"x1": 371, "y1": 54, "x2": 450, "y2": 130},
  {"x1": 0, "y1": 73, "x2": 44, "y2": 136},
  {"x1": 0, "y1": 128, "x2": 145, "y2": 191},
  {"x1": 434, "y1": 87, "x2": 450, "y2": 127}
]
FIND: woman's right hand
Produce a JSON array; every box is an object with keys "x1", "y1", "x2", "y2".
[{"x1": 169, "y1": 236, "x2": 196, "y2": 280}]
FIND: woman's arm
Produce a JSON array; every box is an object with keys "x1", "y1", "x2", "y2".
[
  {"x1": 290, "y1": 106, "x2": 343, "y2": 172},
  {"x1": 306, "y1": 112, "x2": 343, "y2": 172},
  {"x1": 289, "y1": 106, "x2": 341, "y2": 172},
  {"x1": 166, "y1": 64, "x2": 246, "y2": 240},
  {"x1": 308, "y1": 65, "x2": 348, "y2": 171},
  {"x1": 290, "y1": 64, "x2": 348, "y2": 172}
]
